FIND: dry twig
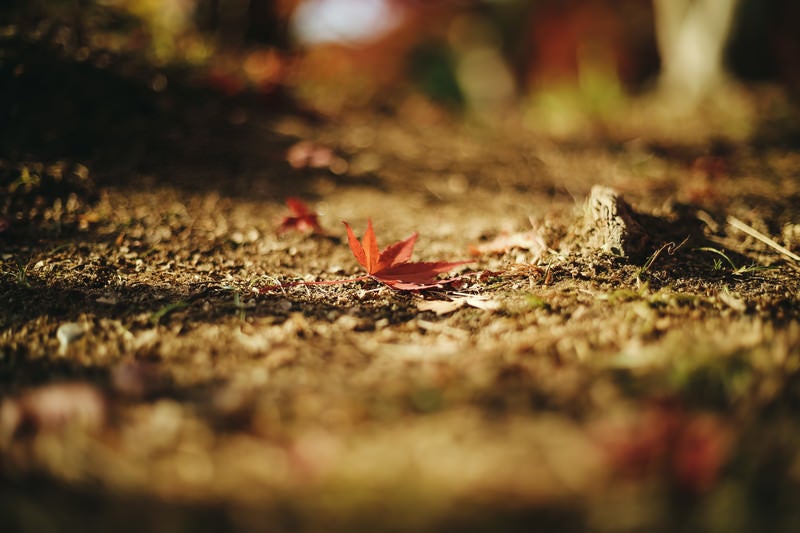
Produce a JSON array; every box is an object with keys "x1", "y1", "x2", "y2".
[{"x1": 727, "y1": 216, "x2": 800, "y2": 262}]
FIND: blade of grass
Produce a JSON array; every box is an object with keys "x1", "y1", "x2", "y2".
[
  {"x1": 150, "y1": 301, "x2": 189, "y2": 325},
  {"x1": 696, "y1": 247, "x2": 738, "y2": 271},
  {"x1": 696, "y1": 247, "x2": 772, "y2": 275}
]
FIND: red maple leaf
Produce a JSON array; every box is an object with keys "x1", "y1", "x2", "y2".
[
  {"x1": 260, "y1": 220, "x2": 471, "y2": 292},
  {"x1": 343, "y1": 220, "x2": 471, "y2": 290},
  {"x1": 277, "y1": 198, "x2": 324, "y2": 234}
]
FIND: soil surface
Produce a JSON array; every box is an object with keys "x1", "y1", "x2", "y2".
[{"x1": 2, "y1": 73, "x2": 800, "y2": 532}]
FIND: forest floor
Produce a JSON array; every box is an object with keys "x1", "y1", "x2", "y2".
[{"x1": 2, "y1": 59, "x2": 800, "y2": 532}]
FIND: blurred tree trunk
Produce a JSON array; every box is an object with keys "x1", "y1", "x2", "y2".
[{"x1": 653, "y1": 0, "x2": 740, "y2": 105}]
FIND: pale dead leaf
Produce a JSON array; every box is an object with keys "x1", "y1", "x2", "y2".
[
  {"x1": 471, "y1": 229, "x2": 547, "y2": 262},
  {"x1": 417, "y1": 299, "x2": 465, "y2": 315},
  {"x1": 462, "y1": 295, "x2": 502, "y2": 311},
  {"x1": 416, "y1": 295, "x2": 501, "y2": 315}
]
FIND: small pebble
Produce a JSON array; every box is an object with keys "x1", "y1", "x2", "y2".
[{"x1": 57, "y1": 322, "x2": 85, "y2": 350}]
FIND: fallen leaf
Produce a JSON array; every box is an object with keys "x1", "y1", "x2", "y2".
[
  {"x1": 593, "y1": 398, "x2": 730, "y2": 493},
  {"x1": 287, "y1": 140, "x2": 333, "y2": 169},
  {"x1": 461, "y1": 295, "x2": 501, "y2": 311},
  {"x1": 277, "y1": 197, "x2": 325, "y2": 234},
  {"x1": 344, "y1": 220, "x2": 472, "y2": 290},
  {"x1": 260, "y1": 220, "x2": 471, "y2": 292},
  {"x1": 470, "y1": 229, "x2": 547, "y2": 259},
  {"x1": 286, "y1": 141, "x2": 347, "y2": 173},
  {"x1": 417, "y1": 295, "x2": 501, "y2": 315},
  {"x1": 417, "y1": 299, "x2": 465, "y2": 315}
]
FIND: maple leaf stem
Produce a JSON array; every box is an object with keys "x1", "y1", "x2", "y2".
[{"x1": 259, "y1": 275, "x2": 370, "y2": 293}]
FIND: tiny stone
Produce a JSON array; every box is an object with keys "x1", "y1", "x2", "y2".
[
  {"x1": 57, "y1": 322, "x2": 85, "y2": 348},
  {"x1": 336, "y1": 314, "x2": 360, "y2": 330}
]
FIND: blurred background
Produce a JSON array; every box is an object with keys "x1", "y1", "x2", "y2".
[{"x1": 1, "y1": 0, "x2": 799, "y2": 141}]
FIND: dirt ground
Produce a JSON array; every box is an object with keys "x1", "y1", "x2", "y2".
[{"x1": 2, "y1": 65, "x2": 800, "y2": 533}]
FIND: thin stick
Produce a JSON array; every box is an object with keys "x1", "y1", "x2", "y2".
[{"x1": 727, "y1": 216, "x2": 800, "y2": 262}]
